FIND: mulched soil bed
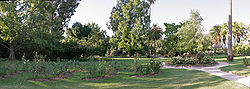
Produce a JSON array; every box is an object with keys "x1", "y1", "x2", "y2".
[
  {"x1": 82, "y1": 71, "x2": 118, "y2": 80},
  {"x1": 27, "y1": 70, "x2": 87, "y2": 82},
  {"x1": 0, "y1": 70, "x2": 28, "y2": 79},
  {"x1": 130, "y1": 72, "x2": 162, "y2": 78}
]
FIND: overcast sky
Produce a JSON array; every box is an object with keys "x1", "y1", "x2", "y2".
[{"x1": 68, "y1": 0, "x2": 250, "y2": 36}]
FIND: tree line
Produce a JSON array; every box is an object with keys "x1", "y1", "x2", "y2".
[{"x1": 0, "y1": 0, "x2": 249, "y2": 61}]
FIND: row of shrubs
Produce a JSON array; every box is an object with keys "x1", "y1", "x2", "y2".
[
  {"x1": 170, "y1": 54, "x2": 217, "y2": 65},
  {"x1": 233, "y1": 44, "x2": 250, "y2": 56}
]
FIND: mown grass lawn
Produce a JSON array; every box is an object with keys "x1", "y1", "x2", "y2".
[
  {"x1": 216, "y1": 55, "x2": 250, "y2": 76},
  {"x1": 0, "y1": 56, "x2": 249, "y2": 89},
  {"x1": 0, "y1": 68, "x2": 248, "y2": 89}
]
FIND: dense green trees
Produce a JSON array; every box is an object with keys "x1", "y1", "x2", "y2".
[
  {"x1": 64, "y1": 22, "x2": 109, "y2": 58},
  {"x1": 210, "y1": 22, "x2": 249, "y2": 48},
  {"x1": 163, "y1": 23, "x2": 183, "y2": 56},
  {"x1": 108, "y1": 0, "x2": 150, "y2": 56},
  {"x1": 0, "y1": 0, "x2": 81, "y2": 60}
]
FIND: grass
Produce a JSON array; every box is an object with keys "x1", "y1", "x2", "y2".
[
  {"x1": 217, "y1": 55, "x2": 250, "y2": 76},
  {"x1": 0, "y1": 68, "x2": 248, "y2": 89},
  {"x1": 0, "y1": 56, "x2": 249, "y2": 88}
]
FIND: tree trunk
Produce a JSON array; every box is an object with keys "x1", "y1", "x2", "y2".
[
  {"x1": 153, "y1": 39, "x2": 156, "y2": 56},
  {"x1": 147, "y1": 5, "x2": 152, "y2": 58},
  {"x1": 227, "y1": 0, "x2": 234, "y2": 62},
  {"x1": 115, "y1": 48, "x2": 118, "y2": 56},
  {"x1": 107, "y1": 48, "x2": 110, "y2": 56},
  {"x1": 147, "y1": 39, "x2": 151, "y2": 58},
  {"x1": 9, "y1": 43, "x2": 16, "y2": 61}
]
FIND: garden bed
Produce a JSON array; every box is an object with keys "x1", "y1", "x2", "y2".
[
  {"x1": 27, "y1": 70, "x2": 86, "y2": 82},
  {"x1": 82, "y1": 71, "x2": 118, "y2": 80},
  {"x1": 0, "y1": 70, "x2": 28, "y2": 79}
]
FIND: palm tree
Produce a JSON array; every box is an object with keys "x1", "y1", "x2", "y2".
[
  {"x1": 210, "y1": 25, "x2": 222, "y2": 47},
  {"x1": 227, "y1": 0, "x2": 233, "y2": 61},
  {"x1": 146, "y1": 0, "x2": 156, "y2": 58},
  {"x1": 151, "y1": 24, "x2": 163, "y2": 56}
]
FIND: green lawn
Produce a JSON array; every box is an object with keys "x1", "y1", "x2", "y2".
[
  {"x1": 217, "y1": 55, "x2": 250, "y2": 76},
  {"x1": 0, "y1": 68, "x2": 248, "y2": 89},
  {"x1": 0, "y1": 56, "x2": 249, "y2": 89}
]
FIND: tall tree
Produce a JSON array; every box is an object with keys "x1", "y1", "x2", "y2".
[
  {"x1": 163, "y1": 22, "x2": 184, "y2": 55},
  {"x1": 176, "y1": 10, "x2": 210, "y2": 54},
  {"x1": 0, "y1": 0, "x2": 81, "y2": 60},
  {"x1": 150, "y1": 24, "x2": 162, "y2": 56},
  {"x1": 227, "y1": 0, "x2": 233, "y2": 61},
  {"x1": 109, "y1": 0, "x2": 150, "y2": 56},
  {"x1": 146, "y1": 0, "x2": 156, "y2": 58},
  {"x1": 0, "y1": 1, "x2": 26, "y2": 60}
]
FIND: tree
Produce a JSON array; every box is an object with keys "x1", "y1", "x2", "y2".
[
  {"x1": 176, "y1": 10, "x2": 211, "y2": 54},
  {"x1": 210, "y1": 25, "x2": 222, "y2": 48},
  {"x1": 163, "y1": 22, "x2": 184, "y2": 56},
  {"x1": 66, "y1": 22, "x2": 91, "y2": 39},
  {"x1": 146, "y1": 0, "x2": 156, "y2": 58},
  {"x1": 108, "y1": 0, "x2": 150, "y2": 56},
  {"x1": 227, "y1": 0, "x2": 233, "y2": 61},
  {"x1": 65, "y1": 22, "x2": 109, "y2": 57},
  {"x1": 150, "y1": 24, "x2": 162, "y2": 56},
  {"x1": 48, "y1": 0, "x2": 81, "y2": 35},
  {"x1": 0, "y1": 0, "x2": 81, "y2": 60},
  {"x1": 0, "y1": 1, "x2": 27, "y2": 60}
]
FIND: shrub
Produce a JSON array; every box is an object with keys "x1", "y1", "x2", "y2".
[
  {"x1": 136, "y1": 59, "x2": 162, "y2": 75},
  {"x1": 86, "y1": 58, "x2": 115, "y2": 78},
  {"x1": 170, "y1": 55, "x2": 216, "y2": 65},
  {"x1": 243, "y1": 58, "x2": 248, "y2": 66},
  {"x1": 233, "y1": 44, "x2": 250, "y2": 56}
]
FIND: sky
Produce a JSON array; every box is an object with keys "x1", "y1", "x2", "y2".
[{"x1": 68, "y1": 0, "x2": 250, "y2": 36}]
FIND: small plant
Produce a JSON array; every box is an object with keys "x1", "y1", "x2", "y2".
[{"x1": 243, "y1": 57, "x2": 248, "y2": 66}]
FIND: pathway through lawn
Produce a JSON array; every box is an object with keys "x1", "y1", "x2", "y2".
[{"x1": 163, "y1": 62, "x2": 250, "y2": 88}]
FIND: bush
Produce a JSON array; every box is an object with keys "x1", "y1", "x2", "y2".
[
  {"x1": 243, "y1": 58, "x2": 248, "y2": 66},
  {"x1": 170, "y1": 55, "x2": 216, "y2": 65},
  {"x1": 233, "y1": 44, "x2": 250, "y2": 56},
  {"x1": 86, "y1": 57, "x2": 115, "y2": 78},
  {"x1": 136, "y1": 59, "x2": 162, "y2": 75}
]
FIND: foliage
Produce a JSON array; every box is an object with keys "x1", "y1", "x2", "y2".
[
  {"x1": 108, "y1": 0, "x2": 150, "y2": 56},
  {"x1": 233, "y1": 44, "x2": 250, "y2": 56},
  {"x1": 0, "y1": 0, "x2": 81, "y2": 60},
  {"x1": 136, "y1": 58, "x2": 162, "y2": 75},
  {"x1": 163, "y1": 22, "x2": 184, "y2": 56},
  {"x1": 210, "y1": 22, "x2": 249, "y2": 48},
  {"x1": 149, "y1": 24, "x2": 163, "y2": 56},
  {"x1": 64, "y1": 22, "x2": 109, "y2": 58},
  {"x1": 176, "y1": 10, "x2": 212, "y2": 54},
  {"x1": 170, "y1": 54, "x2": 216, "y2": 65},
  {"x1": 86, "y1": 58, "x2": 115, "y2": 78}
]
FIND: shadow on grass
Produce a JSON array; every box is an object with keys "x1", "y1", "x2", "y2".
[
  {"x1": 0, "y1": 68, "x2": 248, "y2": 89},
  {"x1": 220, "y1": 58, "x2": 250, "y2": 76},
  {"x1": 31, "y1": 69, "x2": 249, "y2": 89}
]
